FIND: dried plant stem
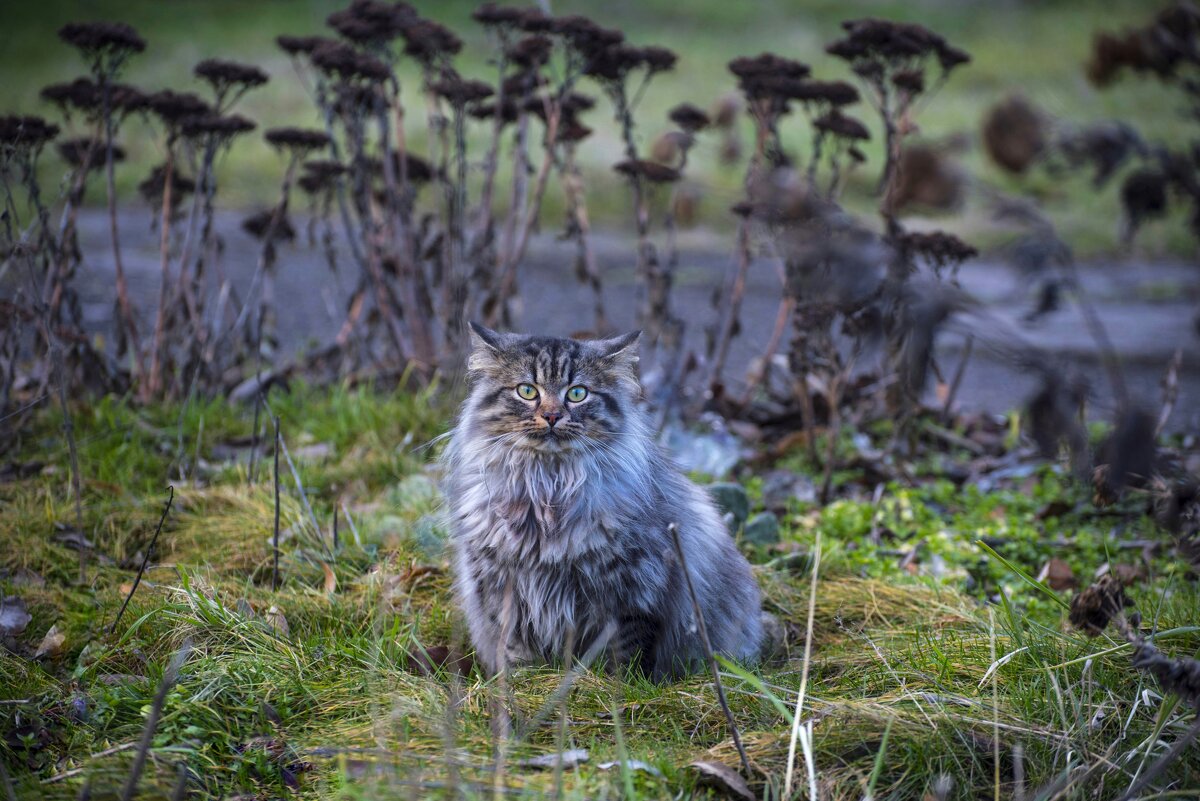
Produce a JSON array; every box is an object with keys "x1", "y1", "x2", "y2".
[
  {"x1": 488, "y1": 108, "x2": 531, "y2": 328},
  {"x1": 341, "y1": 501, "x2": 361, "y2": 545},
  {"x1": 1156, "y1": 347, "x2": 1183, "y2": 436},
  {"x1": 146, "y1": 141, "x2": 177, "y2": 400},
  {"x1": 110, "y1": 486, "x2": 174, "y2": 633},
  {"x1": 477, "y1": 49, "x2": 509, "y2": 225},
  {"x1": 819, "y1": 377, "x2": 843, "y2": 504},
  {"x1": 739, "y1": 296, "x2": 795, "y2": 408},
  {"x1": 168, "y1": 762, "x2": 188, "y2": 801},
  {"x1": 990, "y1": 607, "x2": 1000, "y2": 801},
  {"x1": 508, "y1": 128, "x2": 559, "y2": 268},
  {"x1": 1059, "y1": 261, "x2": 1128, "y2": 411},
  {"x1": 254, "y1": 156, "x2": 301, "y2": 355},
  {"x1": 707, "y1": 220, "x2": 753, "y2": 398},
  {"x1": 496, "y1": 110, "x2": 562, "y2": 321},
  {"x1": 376, "y1": 101, "x2": 433, "y2": 366},
  {"x1": 612, "y1": 88, "x2": 662, "y2": 349},
  {"x1": 876, "y1": 86, "x2": 900, "y2": 201},
  {"x1": 784, "y1": 531, "x2": 821, "y2": 800},
  {"x1": 667, "y1": 523, "x2": 751, "y2": 777},
  {"x1": 46, "y1": 146, "x2": 93, "y2": 325},
  {"x1": 120, "y1": 638, "x2": 192, "y2": 801},
  {"x1": 319, "y1": 104, "x2": 369, "y2": 271},
  {"x1": 332, "y1": 502, "x2": 339, "y2": 551},
  {"x1": 272, "y1": 415, "x2": 281, "y2": 591},
  {"x1": 942, "y1": 335, "x2": 974, "y2": 420},
  {"x1": 559, "y1": 145, "x2": 606, "y2": 332},
  {"x1": 266, "y1": 398, "x2": 331, "y2": 557},
  {"x1": 24, "y1": 261, "x2": 86, "y2": 583},
  {"x1": 174, "y1": 140, "x2": 223, "y2": 380}
]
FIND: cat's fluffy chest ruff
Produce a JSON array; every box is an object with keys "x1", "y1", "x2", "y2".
[
  {"x1": 451, "y1": 446, "x2": 668, "y2": 662},
  {"x1": 453, "y1": 438, "x2": 641, "y2": 562}
]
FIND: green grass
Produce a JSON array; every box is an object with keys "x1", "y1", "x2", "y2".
[
  {"x1": 1, "y1": 0, "x2": 1193, "y2": 257},
  {"x1": 2, "y1": 387, "x2": 1198, "y2": 799}
]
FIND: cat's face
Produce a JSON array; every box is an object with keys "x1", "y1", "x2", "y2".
[{"x1": 464, "y1": 323, "x2": 641, "y2": 454}]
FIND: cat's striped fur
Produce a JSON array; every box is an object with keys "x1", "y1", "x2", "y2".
[{"x1": 441, "y1": 323, "x2": 763, "y2": 679}]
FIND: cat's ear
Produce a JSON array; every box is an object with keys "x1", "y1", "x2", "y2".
[
  {"x1": 594, "y1": 330, "x2": 641, "y2": 376},
  {"x1": 468, "y1": 321, "x2": 504, "y2": 351},
  {"x1": 596, "y1": 330, "x2": 641, "y2": 359},
  {"x1": 467, "y1": 321, "x2": 506, "y2": 371}
]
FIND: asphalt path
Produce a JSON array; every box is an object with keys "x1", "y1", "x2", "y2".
[{"x1": 63, "y1": 209, "x2": 1200, "y2": 432}]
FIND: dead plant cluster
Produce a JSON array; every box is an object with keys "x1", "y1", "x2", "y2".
[{"x1": 0, "y1": 5, "x2": 1192, "y2": 511}]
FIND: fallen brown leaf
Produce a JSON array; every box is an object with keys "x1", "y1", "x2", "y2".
[
  {"x1": 688, "y1": 761, "x2": 753, "y2": 801},
  {"x1": 405, "y1": 644, "x2": 474, "y2": 678},
  {"x1": 1037, "y1": 557, "x2": 1076, "y2": 591},
  {"x1": 265, "y1": 606, "x2": 290, "y2": 637},
  {"x1": 35, "y1": 625, "x2": 66, "y2": 659}
]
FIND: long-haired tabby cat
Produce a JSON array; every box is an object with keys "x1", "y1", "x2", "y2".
[{"x1": 441, "y1": 323, "x2": 763, "y2": 680}]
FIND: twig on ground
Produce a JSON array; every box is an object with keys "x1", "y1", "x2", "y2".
[
  {"x1": 120, "y1": 638, "x2": 193, "y2": 801},
  {"x1": 784, "y1": 531, "x2": 822, "y2": 799},
  {"x1": 263, "y1": 397, "x2": 329, "y2": 556},
  {"x1": 277, "y1": 431, "x2": 328, "y2": 554},
  {"x1": 41, "y1": 743, "x2": 138, "y2": 784},
  {"x1": 110, "y1": 485, "x2": 174, "y2": 634},
  {"x1": 667, "y1": 522, "x2": 752, "y2": 776},
  {"x1": 0, "y1": 393, "x2": 49, "y2": 426}
]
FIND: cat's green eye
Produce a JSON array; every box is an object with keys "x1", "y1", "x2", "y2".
[
  {"x1": 566, "y1": 386, "x2": 588, "y2": 403},
  {"x1": 516, "y1": 383, "x2": 539, "y2": 401}
]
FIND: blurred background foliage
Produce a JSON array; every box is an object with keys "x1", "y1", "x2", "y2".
[{"x1": 2, "y1": 0, "x2": 1192, "y2": 255}]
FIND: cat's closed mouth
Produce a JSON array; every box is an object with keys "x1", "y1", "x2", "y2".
[{"x1": 528, "y1": 429, "x2": 572, "y2": 450}]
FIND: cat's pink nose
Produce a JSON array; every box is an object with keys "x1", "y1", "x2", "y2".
[{"x1": 543, "y1": 411, "x2": 562, "y2": 428}]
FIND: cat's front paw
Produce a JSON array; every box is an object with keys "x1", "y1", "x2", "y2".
[{"x1": 498, "y1": 640, "x2": 537, "y2": 670}]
